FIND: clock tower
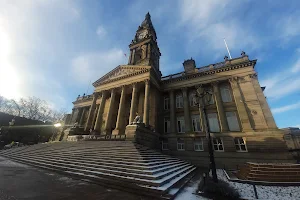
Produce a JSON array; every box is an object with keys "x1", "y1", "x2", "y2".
[{"x1": 128, "y1": 12, "x2": 161, "y2": 77}]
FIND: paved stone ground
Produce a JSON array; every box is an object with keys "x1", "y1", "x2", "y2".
[{"x1": 0, "y1": 156, "x2": 150, "y2": 200}]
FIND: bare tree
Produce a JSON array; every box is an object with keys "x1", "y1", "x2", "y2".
[{"x1": 0, "y1": 96, "x2": 65, "y2": 122}]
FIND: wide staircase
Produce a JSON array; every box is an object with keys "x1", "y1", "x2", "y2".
[
  {"x1": 237, "y1": 162, "x2": 300, "y2": 182},
  {"x1": 0, "y1": 141, "x2": 197, "y2": 199}
]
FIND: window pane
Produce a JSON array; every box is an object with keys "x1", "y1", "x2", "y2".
[
  {"x1": 221, "y1": 85, "x2": 232, "y2": 102},
  {"x1": 219, "y1": 144, "x2": 223, "y2": 150},
  {"x1": 226, "y1": 112, "x2": 240, "y2": 131},
  {"x1": 208, "y1": 113, "x2": 220, "y2": 132},
  {"x1": 235, "y1": 145, "x2": 240, "y2": 150},
  {"x1": 241, "y1": 145, "x2": 246, "y2": 151}
]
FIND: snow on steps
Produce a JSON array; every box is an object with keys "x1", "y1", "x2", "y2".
[{"x1": 1, "y1": 141, "x2": 197, "y2": 199}]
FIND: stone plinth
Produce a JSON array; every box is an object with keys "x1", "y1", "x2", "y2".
[{"x1": 125, "y1": 124, "x2": 160, "y2": 149}]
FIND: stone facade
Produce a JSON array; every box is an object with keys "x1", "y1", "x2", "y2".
[{"x1": 68, "y1": 13, "x2": 294, "y2": 168}]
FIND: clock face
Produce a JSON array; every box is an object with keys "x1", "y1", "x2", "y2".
[{"x1": 138, "y1": 31, "x2": 147, "y2": 39}]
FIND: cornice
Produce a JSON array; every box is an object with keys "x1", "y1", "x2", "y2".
[
  {"x1": 161, "y1": 59, "x2": 257, "y2": 85},
  {"x1": 93, "y1": 65, "x2": 151, "y2": 87}
]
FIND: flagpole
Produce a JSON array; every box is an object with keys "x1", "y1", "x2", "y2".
[{"x1": 223, "y1": 38, "x2": 232, "y2": 59}]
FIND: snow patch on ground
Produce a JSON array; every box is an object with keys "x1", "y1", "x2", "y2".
[
  {"x1": 0, "y1": 157, "x2": 28, "y2": 168},
  {"x1": 174, "y1": 177, "x2": 210, "y2": 200},
  {"x1": 217, "y1": 170, "x2": 255, "y2": 199},
  {"x1": 218, "y1": 169, "x2": 300, "y2": 200},
  {"x1": 58, "y1": 176, "x2": 74, "y2": 183}
]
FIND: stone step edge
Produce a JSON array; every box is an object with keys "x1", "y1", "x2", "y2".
[
  {"x1": 6, "y1": 154, "x2": 192, "y2": 181},
  {"x1": 1, "y1": 157, "x2": 166, "y2": 199},
  {"x1": 5, "y1": 155, "x2": 195, "y2": 187},
  {"x1": 2, "y1": 150, "x2": 171, "y2": 159},
  {"x1": 13, "y1": 153, "x2": 187, "y2": 174},
  {"x1": 2, "y1": 152, "x2": 180, "y2": 163}
]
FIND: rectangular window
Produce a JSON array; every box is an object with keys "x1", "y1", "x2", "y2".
[
  {"x1": 164, "y1": 117, "x2": 170, "y2": 133},
  {"x1": 207, "y1": 113, "x2": 220, "y2": 132},
  {"x1": 212, "y1": 137, "x2": 224, "y2": 152},
  {"x1": 176, "y1": 94, "x2": 183, "y2": 108},
  {"x1": 226, "y1": 112, "x2": 240, "y2": 131},
  {"x1": 191, "y1": 115, "x2": 201, "y2": 132},
  {"x1": 177, "y1": 117, "x2": 185, "y2": 133},
  {"x1": 220, "y1": 85, "x2": 232, "y2": 102},
  {"x1": 162, "y1": 140, "x2": 169, "y2": 150},
  {"x1": 234, "y1": 137, "x2": 247, "y2": 152},
  {"x1": 164, "y1": 97, "x2": 170, "y2": 110},
  {"x1": 206, "y1": 88, "x2": 214, "y2": 105},
  {"x1": 177, "y1": 138, "x2": 185, "y2": 151},
  {"x1": 194, "y1": 138, "x2": 204, "y2": 151},
  {"x1": 189, "y1": 92, "x2": 197, "y2": 107}
]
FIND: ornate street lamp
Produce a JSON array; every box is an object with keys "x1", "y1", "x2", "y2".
[{"x1": 195, "y1": 85, "x2": 218, "y2": 183}]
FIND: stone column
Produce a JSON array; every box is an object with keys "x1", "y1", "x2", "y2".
[
  {"x1": 143, "y1": 80, "x2": 150, "y2": 127},
  {"x1": 70, "y1": 108, "x2": 75, "y2": 124},
  {"x1": 79, "y1": 107, "x2": 86, "y2": 126},
  {"x1": 104, "y1": 89, "x2": 116, "y2": 134},
  {"x1": 250, "y1": 74, "x2": 277, "y2": 129},
  {"x1": 229, "y1": 77, "x2": 253, "y2": 131},
  {"x1": 113, "y1": 86, "x2": 126, "y2": 135},
  {"x1": 94, "y1": 91, "x2": 107, "y2": 132},
  {"x1": 198, "y1": 98, "x2": 206, "y2": 132},
  {"x1": 128, "y1": 50, "x2": 132, "y2": 64},
  {"x1": 129, "y1": 83, "x2": 138, "y2": 124},
  {"x1": 169, "y1": 90, "x2": 176, "y2": 133},
  {"x1": 212, "y1": 82, "x2": 229, "y2": 132},
  {"x1": 91, "y1": 104, "x2": 99, "y2": 130},
  {"x1": 131, "y1": 49, "x2": 136, "y2": 64},
  {"x1": 84, "y1": 93, "x2": 98, "y2": 131},
  {"x1": 182, "y1": 88, "x2": 192, "y2": 132},
  {"x1": 75, "y1": 108, "x2": 81, "y2": 123}
]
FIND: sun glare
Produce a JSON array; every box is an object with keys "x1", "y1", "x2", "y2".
[{"x1": 0, "y1": 28, "x2": 20, "y2": 99}]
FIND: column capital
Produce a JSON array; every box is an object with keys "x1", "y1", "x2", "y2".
[
  {"x1": 249, "y1": 73, "x2": 258, "y2": 80},
  {"x1": 181, "y1": 87, "x2": 188, "y2": 92},
  {"x1": 144, "y1": 79, "x2": 150, "y2": 85},
  {"x1": 211, "y1": 81, "x2": 220, "y2": 87},
  {"x1": 229, "y1": 76, "x2": 239, "y2": 83}
]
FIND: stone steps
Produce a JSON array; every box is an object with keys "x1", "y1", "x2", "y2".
[{"x1": 0, "y1": 141, "x2": 197, "y2": 198}]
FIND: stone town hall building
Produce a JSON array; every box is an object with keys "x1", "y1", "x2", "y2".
[{"x1": 66, "y1": 13, "x2": 293, "y2": 167}]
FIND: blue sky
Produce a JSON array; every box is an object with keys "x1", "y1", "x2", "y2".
[{"x1": 0, "y1": 0, "x2": 300, "y2": 128}]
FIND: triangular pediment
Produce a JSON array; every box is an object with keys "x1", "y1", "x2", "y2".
[{"x1": 93, "y1": 65, "x2": 151, "y2": 86}]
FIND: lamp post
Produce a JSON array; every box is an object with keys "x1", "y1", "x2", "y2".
[{"x1": 195, "y1": 85, "x2": 218, "y2": 183}]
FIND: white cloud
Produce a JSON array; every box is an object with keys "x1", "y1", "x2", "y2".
[
  {"x1": 260, "y1": 57, "x2": 300, "y2": 99},
  {"x1": 275, "y1": 12, "x2": 300, "y2": 43},
  {"x1": 291, "y1": 58, "x2": 300, "y2": 73},
  {"x1": 0, "y1": 0, "x2": 80, "y2": 109},
  {"x1": 96, "y1": 25, "x2": 106, "y2": 37},
  {"x1": 272, "y1": 102, "x2": 300, "y2": 114},
  {"x1": 70, "y1": 49, "x2": 126, "y2": 84},
  {"x1": 178, "y1": 0, "x2": 259, "y2": 53}
]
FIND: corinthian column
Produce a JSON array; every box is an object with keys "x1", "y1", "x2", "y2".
[
  {"x1": 212, "y1": 82, "x2": 229, "y2": 132},
  {"x1": 169, "y1": 90, "x2": 176, "y2": 133},
  {"x1": 229, "y1": 77, "x2": 253, "y2": 131},
  {"x1": 129, "y1": 83, "x2": 138, "y2": 124},
  {"x1": 94, "y1": 91, "x2": 107, "y2": 132},
  {"x1": 113, "y1": 86, "x2": 126, "y2": 135},
  {"x1": 84, "y1": 93, "x2": 98, "y2": 131},
  {"x1": 79, "y1": 107, "x2": 86, "y2": 126},
  {"x1": 104, "y1": 89, "x2": 116, "y2": 134},
  {"x1": 143, "y1": 80, "x2": 150, "y2": 127},
  {"x1": 182, "y1": 88, "x2": 192, "y2": 132}
]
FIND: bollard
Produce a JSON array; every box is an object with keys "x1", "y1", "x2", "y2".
[{"x1": 253, "y1": 184, "x2": 258, "y2": 199}]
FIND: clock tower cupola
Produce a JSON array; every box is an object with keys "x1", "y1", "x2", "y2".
[{"x1": 128, "y1": 12, "x2": 161, "y2": 77}]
